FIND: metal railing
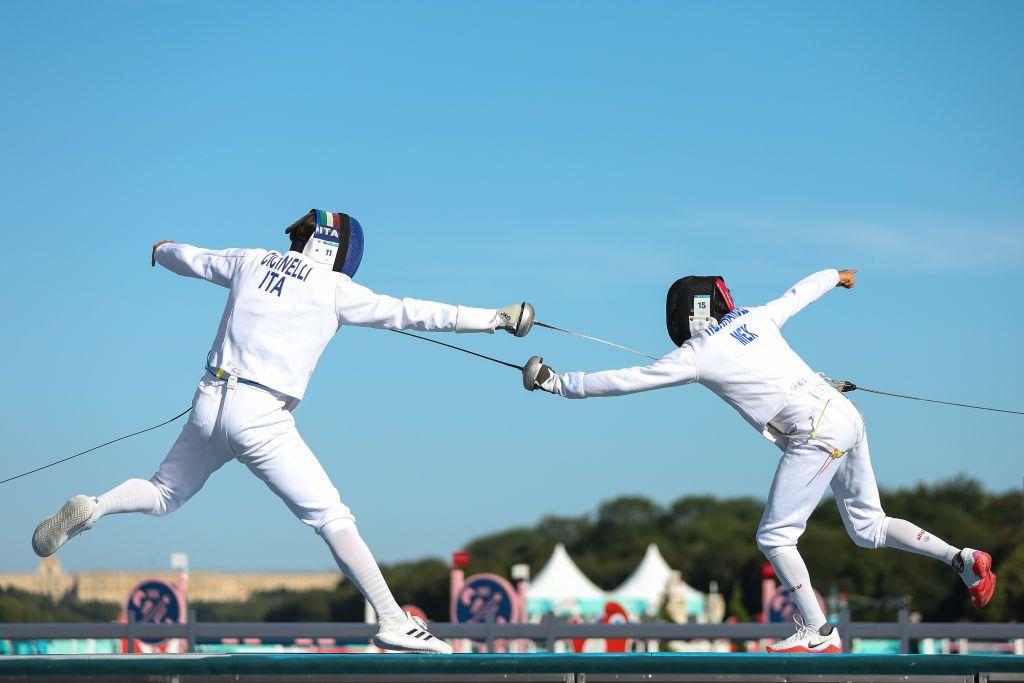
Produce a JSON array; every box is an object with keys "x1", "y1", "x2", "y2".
[{"x1": 2, "y1": 609, "x2": 1022, "y2": 654}]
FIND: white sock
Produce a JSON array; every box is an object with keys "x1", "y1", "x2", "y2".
[
  {"x1": 321, "y1": 523, "x2": 405, "y2": 625},
  {"x1": 94, "y1": 479, "x2": 160, "y2": 521},
  {"x1": 767, "y1": 546, "x2": 827, "y2": 630},
  {"x1": 883, "y1": 518, "x2": 958, "y2": 564}
]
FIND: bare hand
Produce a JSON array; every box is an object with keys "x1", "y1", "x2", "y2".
[
  {"x1": 152, "y1": 240, "x2": 175, "y2": 267},
  {"x1": 837, "y1": 269, "x2": 857, "y2": 289}
]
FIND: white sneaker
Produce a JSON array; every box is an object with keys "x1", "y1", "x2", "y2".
[
  {"x1": 372, "y1": 615, "x2": 453, "y2": 654},
  {"x1": 956, "y1": 548, "x2": 996, "y2": 608},
  {"x1": 32, "y1": 495, "x2": 97, "y2": 557},
  {"x1": 766, "y1": 615, "x2": 842, "y2": 654}
]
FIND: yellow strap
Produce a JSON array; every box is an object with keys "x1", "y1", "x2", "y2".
[
  {"x1": 791, "y1": 399, "x2": 831, "y2": 441},
  {"x1": 810, "y1": 399, "x2": 830, "y2": 438}
]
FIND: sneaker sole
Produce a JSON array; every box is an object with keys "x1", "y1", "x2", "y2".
[
  {"x1": 372, "y1": 633, "x2": 453, "y2": 655},
  {"x1": 32, "y1": 496, "x2": 94, "y2": 558},
  {"x1": 766, "y1": 642, "x2": 842, "y2": 654},
  {"x1": 969, "y1": 551, "x2": 996, "y2": 608}
]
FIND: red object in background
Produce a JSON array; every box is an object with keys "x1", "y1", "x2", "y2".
[
  {"x1": 452, "y1": 551, "x2": 470, "y2": 568},
  {"x1": 760, "y1": 562, "x2": 778, "y2": 623},
  {"x1": 600, "y1": 602, "x2": 630, "y2": 653},
  {"x1": 567, "y1": 615, "x2": 586, "y2": 653}
]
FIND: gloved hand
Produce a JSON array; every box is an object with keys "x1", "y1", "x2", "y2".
[
  {"x1": 497, "y1": 302, "x2": 535, "y2": 337},
  {"x1": 523, "y1": 355, "x2": 558, "y2": 393},
  {"x1": 151, "y1": 240, "x2": 175, "y2": 267}
]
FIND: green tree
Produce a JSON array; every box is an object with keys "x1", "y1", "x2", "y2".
[
  {"x1": 3, "y1": 476, "x2": 1018, "y2": 624},
  {"x1": 728, "y1": 582, "x2": 749, "y2": 621}
]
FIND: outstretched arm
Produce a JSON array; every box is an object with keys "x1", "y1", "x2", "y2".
[
  {"x1": 763, "y1": 268, "x2": 855, "y2": 328},
  {"x1": 336, "y1": 279, "x2": 512, "y2": 333},
  {"x1": 527, "y1": 346, "x2": 698, "y2": 399},
  {"x1": 152, "y1": 241, "x2": 252, "y2": 288}
]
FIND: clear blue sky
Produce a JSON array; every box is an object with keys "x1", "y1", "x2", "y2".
[{"x1": 2, "y1": 2, "x2": 1021, "y2": 573}]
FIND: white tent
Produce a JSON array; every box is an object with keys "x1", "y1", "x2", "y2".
[
  {"x1": 610, "y1": 543, "x2": 706, "y2": 619},
  {"x1": 611, "y1": 543, "x2": 671, "y2": 608},
  {"x1": 526, "y1": 543, "x2": 607, "y2": 617}
]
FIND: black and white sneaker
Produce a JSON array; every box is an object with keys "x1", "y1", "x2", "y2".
[
  {"x1": 373, "y1": 615, "x2": 453, "y2": 654},
  {"x1": 32, "y1": 495, "x2": 97, "y2": 557}
]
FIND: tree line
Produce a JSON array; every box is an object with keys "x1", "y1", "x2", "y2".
[{"x1": 1, "y1": 476, "x2": 1020, "y2": 623}]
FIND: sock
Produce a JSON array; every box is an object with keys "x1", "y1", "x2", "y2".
[
  {"x1": 952, "y1": 553, "x2": 965, "y2": 573},
  {"x1": 321, "y1": 523, "x2": 405, "y2": 625},
  {"x1": 952, "y1": 549, "x2": 985, "y2": 587},
  {"x1": 94, "y1": 479, "x2": 160, "y2": 521},
  {"x1": 882, "y1": 518, "x2": 958, "y2": 564},
  {"x1": 767, "y1": 546, "x2": 828, "y2": 630}
]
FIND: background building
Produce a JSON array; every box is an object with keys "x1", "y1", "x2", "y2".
[{"x1": 0, "y1": 557, "x2": 340, "y2": 604}]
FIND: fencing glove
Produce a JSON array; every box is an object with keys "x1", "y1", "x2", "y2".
[
  {"x1": 498, "y1": 302, "x2": 535, "y2": 337},
  {"x1": 523, "y1": 355, "x2": 559, "y2": 393}
]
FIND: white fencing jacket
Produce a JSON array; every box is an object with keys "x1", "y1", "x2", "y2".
[
  {"x1": 156, "y1": 244, "x2": 500, "y2": 400},
  {"x1": 552, "y1": 269, "x2": 841, "y2": 432}
]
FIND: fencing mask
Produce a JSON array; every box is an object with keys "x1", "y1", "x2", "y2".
[
  {"x1": 666, "y1": 275, "x2": 735, "y2": 346},
  {"x1": 285, "y1": 209, "x2": 364, "y2": 277}
]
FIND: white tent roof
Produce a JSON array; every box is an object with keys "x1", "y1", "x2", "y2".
[
  {"x1": 527, "y1": 543, "x2": 607, "y2": 602},
  {"x1": 611, "y1": 543, "x2": 673, "y2": 604},
  {"x1": 611, "y1": 543, "x2": 704, "y2": 606}
]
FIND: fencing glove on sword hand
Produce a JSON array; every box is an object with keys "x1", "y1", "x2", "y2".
[
  {"x1": 497, "y1": 302, "x2": 535, "y2": 337},
  {"x1": 523, "y1": 355, "x2": 559, "y2": 393}
]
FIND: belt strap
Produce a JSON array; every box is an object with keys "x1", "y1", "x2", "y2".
[{"x1": 205, "y1": 354, "x2": 265, "y2": 389}]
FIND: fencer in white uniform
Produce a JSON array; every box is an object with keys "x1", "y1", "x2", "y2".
[
  {"x1": 523, "y1": 268, "x2": 996, "y2": 654},
  {"x1": 33, "y1": 209, "x2": 536, "y2": 654}
]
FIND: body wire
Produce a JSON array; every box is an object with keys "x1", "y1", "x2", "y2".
[
  {"x1": 535, "y1": 321, "x2": 1024, "y2": 419},
  {"x1": 2, "y1": 333, "x2": 518, "y2": 487},
  {"x1": 0, "y1": 406, "x2": 193, "y2": 486},
  {"x1": 827, "y1": 378, "x2": 1023, "y2": 416},
  {"x1": 855, "y1": 385, "x2": 1024, "y2": 416}
]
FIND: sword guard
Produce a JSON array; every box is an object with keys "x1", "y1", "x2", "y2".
[{"x1": 515, "y1": 302, "x2": 535, "y2": 338}]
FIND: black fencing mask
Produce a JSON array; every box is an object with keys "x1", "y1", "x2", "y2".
[{"x1": 666, "y1": 275, "x2": 735, "y2": 346}]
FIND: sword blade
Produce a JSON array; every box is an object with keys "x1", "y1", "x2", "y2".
[{"x1": 535, "y1": 321, "x2": 659, "y2": 360}]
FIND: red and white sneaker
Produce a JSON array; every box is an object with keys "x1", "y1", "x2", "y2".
[
  {"x1": 956, "y1": 548, "x2": 996, "y2": 608},
  {"x1": 766, "y1": 616, "x2": 842, "y2": 654}
]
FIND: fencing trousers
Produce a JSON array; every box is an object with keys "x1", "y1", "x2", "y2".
[
  {"x1": 94, "y1": 376, "x2": 405, "y2": 624},
  {"x1": 755, "y1": 383, "x2": 957, "y2": 629}
]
